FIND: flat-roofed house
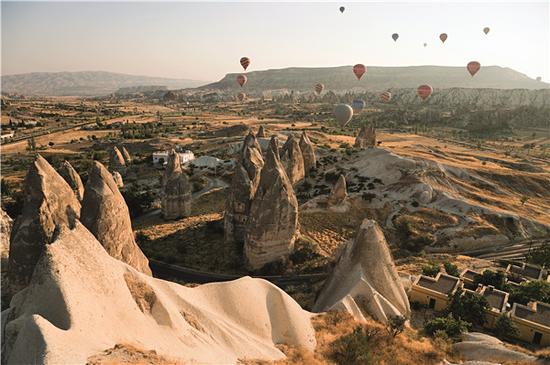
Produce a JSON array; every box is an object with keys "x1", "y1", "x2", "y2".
[
  {"x1": 510, "y1": 301, "x2": 550, "y2": 347},
  {"x1": 507, "y1": 263, "x2": 545, "y2": 282},
  {"x1": 409, "y1": 273, "x2": 461, "y2": 311},
  {"x1": 478, "y1": 285, "x2": 509, "y2": 329},
  {"x1": 460, "y1": 268, "x2": 480, "y2": 289}
]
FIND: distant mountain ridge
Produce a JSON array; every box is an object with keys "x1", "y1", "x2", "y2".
[
  {"x1": 203, "y1": 65, "x2": 547, "y2": 92},
  {"x1": 1, "y1": 71, "x2": 209, "y2": 96}
]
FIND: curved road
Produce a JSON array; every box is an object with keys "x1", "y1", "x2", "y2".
[{"x1": 149, "y1": 259, "x2": 328, "y2": 289}]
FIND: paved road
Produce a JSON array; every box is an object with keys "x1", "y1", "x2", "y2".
[{"x1": 149, "y1": 259, "x2": 328, "y2": 288}]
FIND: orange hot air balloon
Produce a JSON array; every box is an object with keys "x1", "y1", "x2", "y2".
[
  {"x1": 483, "y1": 27, "x2": 490, "y2": 35},
  {"x1": 417, "y1": 85, "x2": 433, "y2": 101},
  {"x1": 439, "y1": 33, "x2": 448, "y2": 43},
  {"x1": 467, "y1": 61, "x2": 481, "y2": 76},
  {"x1": 314, "y1": 83, "x2": 324, "y2": 94},
  {"x1": 240, "y1": 57, "x2": 250, "y2": 71},
  {"x1": 381, "y1": 91, "x2": 392, "y2": 102},
  {"x1": 238, "y1": 92, "x2": 246, "y2": 101},
  {"x1": 353, "y1": 64, "x2": 366, "y2": 80},
  {"x1": 236, "y1": 74, "x2": 247, "y2": 87}
]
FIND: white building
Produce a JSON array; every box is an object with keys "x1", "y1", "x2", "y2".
[
  {"x1": 153, "y1": 150, "x2": 195, "y2": 165},
  {"x1": 0, "y1": 132, "x2": 15, "y2": 143}
]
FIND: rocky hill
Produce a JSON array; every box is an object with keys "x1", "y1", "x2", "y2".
[
  {"x1": 1, "y1": 71, "x2": 208, "y2": 96},
  {"x1": 202, "y1": 65, "x2": 547, "y2": 92}
]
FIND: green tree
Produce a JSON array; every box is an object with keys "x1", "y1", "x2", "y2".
[
  {"x1": 509, "y1": 280, "x2": 550, "y2": 305},
  {"x1": 446, "y1": 289, "x2": 489, "y2": 327},
  {"x1": 424, "y1": 314, "x2": 470, "y2": 340},
  {"x1": 473, "y1": 270, "x2": 507, "y2": 291},
  {"x1": 422, "y1": 263, "x2": 440, "y2": 278},
  {"x1": 330, "y1": 326, "x2": 374, "y2": 365},
  {"x1": 494, "y1": 315, "x2": 519, "y2": 340},
  {"x1": 526, "y1": 245, "x2": 550, "y2": 267},
  {"x1": 26, "y1": 136, "x2": 36, "y2": 151},
  {"x1": 444, "y1": 262, "x2": 460, "y2": 277},
  {"x1": 387, "y1": 315, "x2": 406, "y2": 338}
]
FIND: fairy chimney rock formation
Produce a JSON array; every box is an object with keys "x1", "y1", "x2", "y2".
[
  {"x1": 120, "y1": 145, "x2": 132, "y2": 164},
  {"x1": 112, "y1": 171, "x2": 124, "y2": 188},
  {"x1": 242, "y1": 130, "x2": 262, "y2": 155},
  {"x1": 80, "y1": 161, "x2": 151, "y2": 275},
  {"x1": 299, "y1": 131, "x2": 316, "y2": 174},
  {"x1": 225, "y1": 134, "x2": 264, "y2": 243},
  {"x1": 280, "y1": 134, "x2": 305, "y2": 185},
  {"x1": 1, "y1": 208, "x2": 13, "y2": 269},
  {"x1": 8, "y1": 155, "x2": 81, "y2": 295},
  {"x1": 257, "y1": 125, "x2": 266, "y2": 138},
  {"x1": 58, "y1": 160, "x2": 85, "y2": 201},
  {"x1": 161, "y1": 150, "x2": 192, "y2": 220},
  {"x1": 354, "y1": 126, "x2": 376, "y2": 149},
  {"x1": 244, "y1": 137, "x2": 299, "y2": 270},
  {"x1": 313, "y1": 219, "x2": 411, "y2": 324},
  {"x1": 328, "y1": 174, "x2": 347, "y2": 206},
  {"x1": 109, "y1": 146, "x2": 126, "y2": 174}
]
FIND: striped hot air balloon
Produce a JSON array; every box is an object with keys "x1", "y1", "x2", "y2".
[
  {"x1": 314, "y1": 83, "x2": 324, "y2": 95},
  {"x1": 381, "y1": 91, "x2": 392, "y2": 102},
  {"x1": 467, "y1": 61, "x2": 481, "y2": 76},
  {"x1": 236, "y1": 74, "x2": 247, "y2": 87},
  {"x1": 417, "y1": 85, "x2": 433, "y2": 101},
  {"x1": 240, "y1": 57, "x2": 250, "y2": 71},
  {"x1": 238, "y1": 92, "x2": 246, "y2": 102},
  {"x1": 353, "y1": 64, "x2": 366, "y2": 80}
]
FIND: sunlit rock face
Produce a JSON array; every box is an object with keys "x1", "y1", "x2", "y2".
[
  {"x1": 299, "y1": 131, "x2": 316, "y2": 174},
  {"x1": 245, "y1": 137, "x2": 299, "y2": 270},
  {"x1": 280, "y1": 134, "x2": 305, "y2": 185},
  {"x1": 80, "y1": 161, "x2": 151, "y2": 275},
  {"x1": 58, "y1": 160, "x2": 85, "y2": 201},
  {"x1": 161, "y1": 150, "x2": 192, "y2": 220}
]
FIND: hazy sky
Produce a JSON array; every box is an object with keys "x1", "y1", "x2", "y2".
[{"x1": 2, "y1": 1, "x2": 549, "y2": 82}]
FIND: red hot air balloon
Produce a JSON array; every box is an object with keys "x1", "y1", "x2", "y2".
[
  {"x1": 353, "y1": 64, "x2": 366, "y2": 80},
  {"x1": 467, "y1": 61, "x2": 481, "y2": 77},
  {"x1": 314, "y1": 83, "x2": 324, "y2": 95},
  {"x1": 236, "y1": 74, "x2": 247, "y2": 87},
  {"x1": 439, "y1": 33, "x2": 448, "y2": 43},
  {"x1": 240, "y1": 57, "x2": 250, "y2": 71},
  {"x1": 392, "y1": 33, "x2": 399, "y2": 42},
  {"x1": 381, "y1": 91, "x2": 392, "y2": 102},
  {"x1": 238, "y1": 92, "x2": 246, "y2": 102},
  {"x1": 417, "y1": 85, "x2": 433, "y2": 101}
]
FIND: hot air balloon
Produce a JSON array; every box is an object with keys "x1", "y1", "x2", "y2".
[
  {"x1": 423, "y1": 42, "x2": 427, "y2": 47},
  {"x1": 353, "y1": 64, "x2": 366, "y2": 80},
  {"x1": 467, "y1": 61, "x2": 481, "y2": 77},
  {"x1": 381, "y1": 91, "x2": 392, "y2": 102},
  {"x1": 483, "y1": 27, "x2": 490, "y2": 35},
  {"x1": 238, "y1": 92, "x2": 246, "y2": 102},
  {"x1": 352, "y1": 99, "x2": 365, "y2": 112},
  {"x1": 537, "y1": 76, "x2": 542, "y2": 82},
  {"x1": 240, "y1": 57, "x2": 250, "y2": 71},
  {"x1": 236, "y1": 74, "x2": 247, "y2": 87},
  {"x1": 314, "y1": 83, "x2": 324, "y2": 95},
  {"x1": 339, "y1": 6, "x2": 345, "y2": 13},
  {"x1": 392, "y1": 33, "x2": 399, "y2": 42},
  {"x1": 333, "y1": 104, "x2": 353, "y2": 126},
  {"x1": 417, "y1": 85, "x2": 433, "y2": 101},
  {"x1": 439, "y1": 33, "x2": 448, "y2": 43}
]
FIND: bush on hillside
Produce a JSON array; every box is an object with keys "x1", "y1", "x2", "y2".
[{"x1": 424, "y1": 314, "x2": 470, "y2": 340}]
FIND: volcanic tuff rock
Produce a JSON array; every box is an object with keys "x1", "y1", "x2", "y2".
[
  {"x1": 313, "y1": 219, "x2": 411, "y2": 324},
  {"x1": 245, "y1": 137, "x2": 299, "y2": 270},
  {"x1": 109, "y1": 146, "x2": 126, "y2": 174},
  {"x1": 242, "y1": 130, "x2": 262, "y2": 155},
  {"x1": 112, "y1": 171, "x2": 124, "y2": 188},
  {"x1": 327, "y1": 174, "x2": 347, "y2": 206},
  {"x1": 120, "y1": 145, "x2": 132, "y2": 164},
  {"x1": 225, "y1": 134, "x2": 264, "y2": 243},
  {"x1": 299, "y1": 131, "x2": 316, "y2": 174},
  {"x1": 257, "y1": 125, "x2": 266, "y2": 138},
  {"x1": 354, "y1": 125, "x2": 376, "y2": 149},
  {"x1": 58, "y1": 160, "x2": 85, "y2": 201},
  {"x1": 8, "y1": 155, "x2": 81, "y2": 295},
  {"x1": 0, "y1": 222, "x2": 316, "y2": 364},
  {"x1": 80, "y1": 161, "x2": 151, "y2": 275},
  {"x1": 1, "y1": 208, "x2": 13, "y2": 269},
  {"x1": 161, "y1": 150, "x2": 192, "y2": 219},
  {"x1": 280, "y1": 134, "x2": 305, "y2": 185}
]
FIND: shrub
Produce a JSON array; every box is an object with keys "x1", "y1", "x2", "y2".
[
  {"x1": 443, "y1": 262, "x2": 460, "y2": 277},
  {"x1": 494, "y1": 314, "x2": 519, "y2": 340},
  {"x1": 509, "y1": 280, "x2": 550, "y2": 305},
  {"x1": 526, "y1": 245, "x2": 550, "y2": 267},
  {"x1": 422, "y1": 263, "x2": 440, "y2": 277},
  {"x1": 424, "y1": 314, "x2": 470, "y2": 340},
  {"x1": 473, "y1": 270, "x2": 507, "y2": 291},
  {"x1": 445, "y1": 289, "x2": 489, "y2": 327},
  {"x1": 330, "y1": 326, "x2": 374, "y2": 365},
  {"x1": 387, "y1": 315, "x2": 406, "y2": 338}
]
